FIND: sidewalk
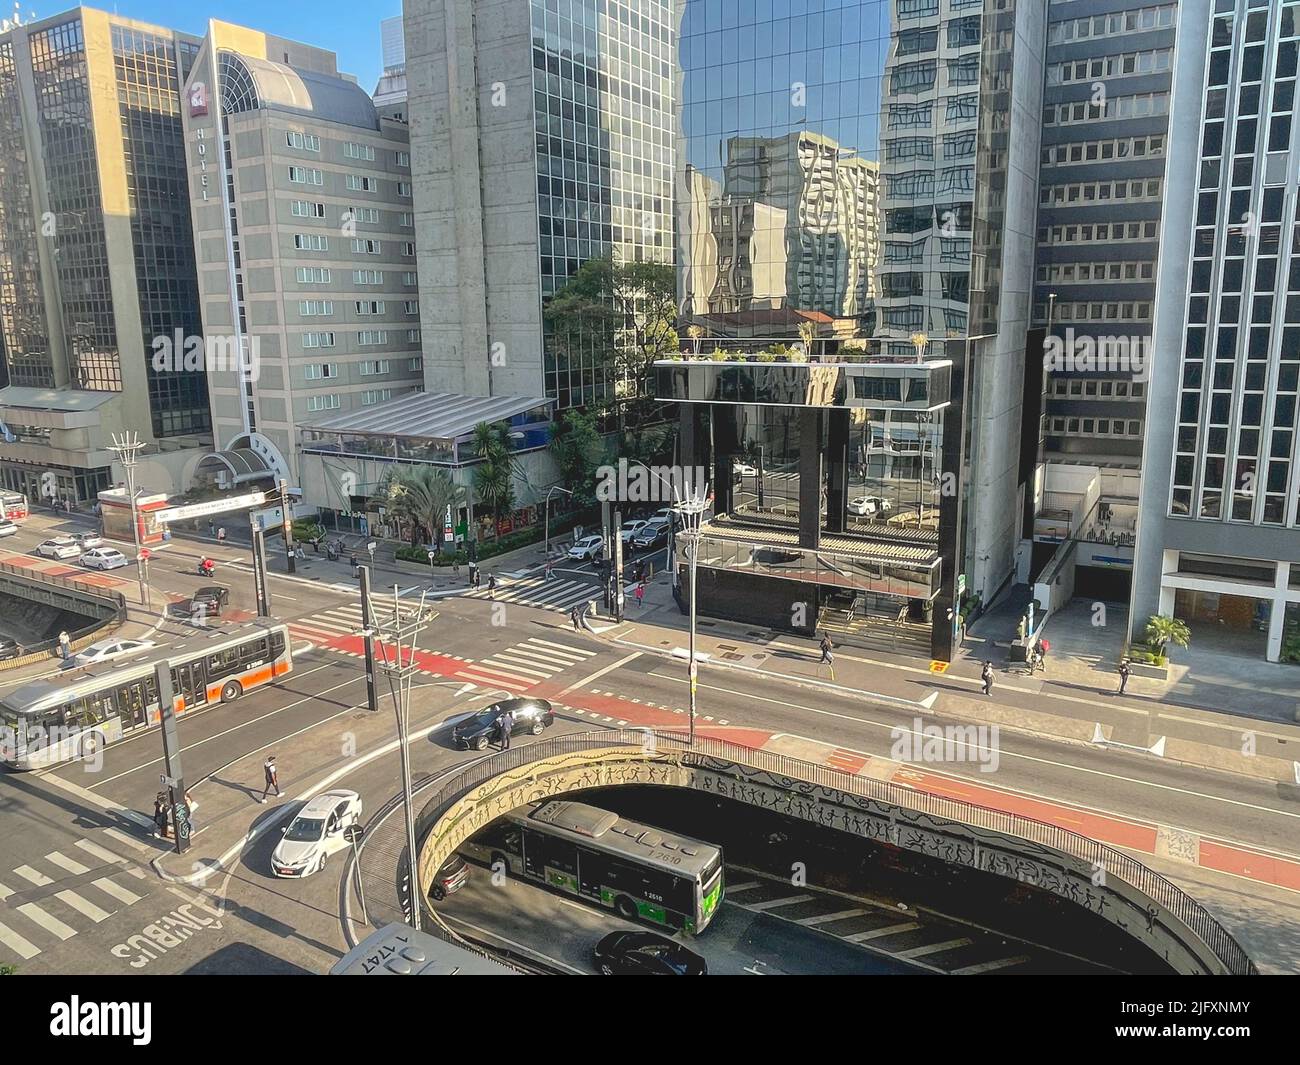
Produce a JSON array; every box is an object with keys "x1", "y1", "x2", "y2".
[{"x1": 589, "y1": 572, "x2": 1300, "y2": 786}]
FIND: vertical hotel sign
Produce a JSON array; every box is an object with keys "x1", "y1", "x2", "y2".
[{"x1": 189, "y1": 81, "x2": 211, "y2": 201}]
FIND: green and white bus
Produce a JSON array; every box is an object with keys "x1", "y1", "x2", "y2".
[{"x1": 461, "y1": 800, "x2": 724, "y2": 934}]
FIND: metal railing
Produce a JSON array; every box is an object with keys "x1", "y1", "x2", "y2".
[
  {"x1": 414, "y1": 728, "x2": 1257, "y2": 976},
  {"x1": 0, "y1": 560, "x2": 127, "y2": 665}
]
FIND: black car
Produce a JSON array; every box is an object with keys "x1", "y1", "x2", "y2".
[
  {"x1": 428, "y1": 854, "x2": 471, "y2": 901},
  {"x1": 450, "y1": 698, "x2": 555, "y2": 750},
  {"x1": 190, "y1": 585, "x2": 230, "y2": 617},
  {"x1": 0, "y1": 637, "x2": 19, "y2": 660},
  {"x1": 593, "y1": 931, "x2": 708, "y2": 976}
]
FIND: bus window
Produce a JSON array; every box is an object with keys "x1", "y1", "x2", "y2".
[
  {"x1": 241, "y1": 637, "x2": 269, "y2": 664},
  {"x1": 544, "y1": 836, "x2": 579, "y2": 880},
  {"x1": 270, "y1": 631, "x2": 286, "y2": 656},
  {"x1": 87, "y1": 689, "x2": 116, "y2": 722},
  {"x1": 208, "y1": 648, "x2": 239, "y2": 678}
]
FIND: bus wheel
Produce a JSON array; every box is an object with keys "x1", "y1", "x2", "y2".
[
  {"x1": 615, "y1": 896, "x2": 638, "y2": 921},
  {"x1": 220, "y1": 681, "x2": 243, "y2": 703},
  {"x1": 79, "y1": 731, "x2": 100, "y2": 761}
]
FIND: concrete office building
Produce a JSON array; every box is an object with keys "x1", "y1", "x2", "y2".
[
  {"x1": 0, "y1": 7, "x2": 213, "y2": 502},
  {"x1": 659, "y1": 0, "x2": 1046, "y2": 661},
  {"x1": 1133, "y1": 0, "x2": 1300, "y2": 665},
  {"x1": 403, "y1": 0, "x2": 676, "y2": 409},
  {"x1": 178, "y1": 20, "x2": 422, "y2": 502}
]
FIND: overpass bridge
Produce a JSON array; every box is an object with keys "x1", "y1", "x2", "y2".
[{"x1": 409, "y1": 729, "x2": 1255, "y2": 976}]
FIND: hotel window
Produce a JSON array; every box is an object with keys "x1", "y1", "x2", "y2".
[
  {"x1": 402, "y1": 272, "x2": 418, "y2": 286},
  {"x1": 403, "y1": 300, "x2": 419, "y2": 314},
  {"x1": 399, "y1": 212, "x2": 414, "y2": 227},
  {"x1": 294, "y1": 233, "x2": 328, "y2": 251},
  {"x1": 286, "y1": 131, "x2": 320, "y2": 151},
  {"x1": 302, "y1": 332, "x2": 336, "y2": 348},
  {"x1": 289, "y1": 166, "x2": 323, "y2": 185},
  {"x1": 402, "y1": 242, "x2": 416, "y2": 256},
  {"x1": 346, "y1": 174, "x2": 376, "y2": 192},
  {"x1": 397, "y1": 181, "x2": 412, "y2": 197},
  {"x1": 352, "y1": 239, "x2": 382, "y2": 255},
  {"x1": 406, "y1": 329, "x2": 421, "y2": 343},
  {"x1": 353, "y1": 269, "x2": 384, "y2": 285},
  {"x1": 355, "y1": 300, "x2": 386, "y2": 315},
  {"x1": 344, "y1": 142, "x2": 375, "y2": 161},
  {"x1": 291, "y1": 201, "x2": 326, "y2": 218},
  {"x1": 306, "y1": 394, "x2": 340, "y2": 411},
  {"x1": 361, "y1": 389, "x2": 392, "y2": 406},
  {"x1": 347, "y1": 206, "x2": 380, "y2": 224},
  {"x1": 396, "y1": 151, "x2": 410, "y2": 168},
  {"x1": 299, "y1": 300, "x2": 335, "y2": 316},
  {"x1": 296, "y1": 267, "x2": 331, "y2": 284},
  {"x1": 408, "y1": 357, "x2": 423, "y2": 372},
  {"x1": 304, "y1": 363, "x2": 337, "y2": 380},
  {"x1": 359, "y1": 358, "x2": 390, "y2": 374},
  {"x1": 358, "y1": 332, "x2": 389, "y2": 347}
]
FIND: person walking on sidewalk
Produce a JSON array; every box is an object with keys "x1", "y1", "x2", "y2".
[
  {"x1": 1116, "y1": 658, "x2": 1131, "y2": 695},
  {"x1": 634, "y1": 582, "x2": 645, "y2": 609},
  {"x1": 208, "y1": 518, "x2": 216, "y2": 538},
  {"x1": 819, "y1": 633, "x2": 835, "y2": 680},
  {"x1": 570, "y1": 605, "x2": 581, "y2": 631},
  {"x1": 259, "y1": 755, "x2": 281, "y2": 803},
  {"x1": 981, "y1": 661, "x2": 995, "y2": 696},
  {"x1": 58, "y1": 629, "x2": 71, "y2": 661},
  {"x1": 487, "y1": 573, "x2": 497, "y2": 599},
  {"x1": 153, "y1": 792, "x2": 169, "y2": 840},
  {"x1": 217, "y1": 526, "x2": 226, "y2": 543}
]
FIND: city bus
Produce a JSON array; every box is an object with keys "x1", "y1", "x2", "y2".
[
  {"x1": 0, "y1": 619, "x2": 292, "y2": 770},
  {"x1": 330, "y1": 923, "x2": 521, "y2": 976},
  {"x1": 0, "y1": 490, "x2": 28, "y2": 522},
  {"x1": 461, "y1": 799, "x2": 724, "y2": 934}
]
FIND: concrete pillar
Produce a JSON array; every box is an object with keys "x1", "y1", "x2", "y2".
[
  {"x1": 797, "y1": 409, "x2": 821, "y2": 550},
  {"x1": 824, "y1": 409, "x2": 849, "y2": 533},
  {"x1": 1266, "y1": 562, "x2": 1290, "y2": 662}
]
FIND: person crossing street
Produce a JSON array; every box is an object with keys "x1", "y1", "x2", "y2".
[
  {"x1": 259, "y1": 755, "x2": 281, "y2": 803},
  {"x1": 981, "y1": 661, "x2": 995, "y2": 696},
  {"x1": 819, "y1": 633, "x2": 835, "y2": 680}
]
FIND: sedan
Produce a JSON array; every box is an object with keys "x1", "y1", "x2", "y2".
[
  {"x1": 732, "y1": 462, "x2": 758, "y2": 477},
  {"x1": 190, "y1": 585, "x2": 230, "y2": 617},
  {"x1": 81, "y1": 547, "x2": 129, "y2": 570},
  {"x1": 0, "y1": 519, "x2": 16, "y2": 538},
  {"x1": 619, "y1": 520, "x2": 649, "y2": 545},
  {"x1": 593, "y1": 931, "x2": 708, "y2": 976},
  {"x1": 428, "y1": 854, "x2": 471, "y2": 902},
  {"x1": 568, "y1": 534, "x2": 604, "y2": 562},
  {"x1": 450, "y1": 698, "x2": 554, "y2": 751},
  {"x1": 271, "y1": 790, "x2": 363, "y2": 878},
  {"x1": 70, "y1": 532, "x2": 105, "y2": 550},
  {"x1": 37, "y1": 537, "x2": 81, "y2": 560},
  {"x1": 847, "y1": 496, "x2": 892, "y2": 517},
  {"x1": 632, "y1": 520, "x2": 670, "y2": 550},
  {"x1": 70, "y1": 637, "x2": 155, "y2": 667}
]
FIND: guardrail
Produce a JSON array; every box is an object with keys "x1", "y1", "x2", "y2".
[
  {"x1": 413, "y1": 728, "x2": 1257, "y2": 977},
  {"x1": 0, "y1": 560, "x2": 127, "y2": 669}
]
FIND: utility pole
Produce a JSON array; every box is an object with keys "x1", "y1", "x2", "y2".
[
  {"x1": 279, "y1": 477, "x2": 297, "y2": 574},
  {"x1": 153, "y1": 662, "x2": 190, "y2": 856},
  {"x1": 107, "y1": 433, "x2": 148, "y2": 608},
  {"x1": 369, "y1": 584, "x2": 435, "y2": 929},
  {"x1": 357, "y1": 565, "x2": 379, "y2": 713},
  {"x1": 250, "y1": 517, "x2": 271, "y2": 616},
  {"x1": 673, "y1": 486, "x2": 710, "y2": 747}
]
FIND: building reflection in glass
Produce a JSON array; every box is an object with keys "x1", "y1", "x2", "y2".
[{"x1": 676, "y1": 0, "x2": 988, "y2": 359}]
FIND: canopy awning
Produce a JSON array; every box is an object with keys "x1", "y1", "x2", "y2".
[{"x1": 300, "y1": 392, "x2": 552, "y2": 443}]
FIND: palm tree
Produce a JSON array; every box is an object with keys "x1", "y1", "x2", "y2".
[
  {"x1": 383, "y1": 466, "x2": 463, "y2": 550},
  {"x1": 798, "y1": 319, "x2": 818, "y2": 360},
  {"x1": 1145, "y1": 614, "x2": 1191, "y2": 658},
  {"x1": 471, "y1": 422, "x2": 518, "y2": 534}
]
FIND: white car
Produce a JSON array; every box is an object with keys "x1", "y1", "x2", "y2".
[
  {"x1": 70, "y1": 532, "x2": 105, "y2": 550},
  {"x1": 81, "y1": 547, "x2": 129, "y2": 570},
  {"x1": 733, "y1": 462, "x2": 758, "y2": 477},
  {"x1": 620, "y1": 520, "x2": 649, "y2": 545},
  {"x1": 271, "y1": 790, "x2": 363, "y2": 878},
  {"x1": 71, "y1": 637, "x2": 156, "y2": 667},
  {"x1": 568, "y1": 534, "x2": 604, "y2": 562},
  {"x1": 847, "y1": 496, "x2": 893, "y2": 517},
  {"x1": 0, "y1": 519, "x2": 16, "y2": 538},
  {"x1": 36, "y1": 537, "x2": 81, "y2": 560}
]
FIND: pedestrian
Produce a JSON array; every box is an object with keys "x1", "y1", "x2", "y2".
[
  {"x1": 153, "y1": 792, "x2": 168, "y2": 839},
  {"x1": 488, "y1": 573, "x2": 496, "y2": 599},
  {"x1": 570, "y1": 605, "x2": 581, "y2": 631},
  {"x1": 295, "y1": 544, "x2": 305, "y2": 562},
  {"x1": 452, "y1": 557, "x2": 460, "y2": 578},
  {"x1": 58, "y1": 629, "x2": 71, "y2": 660},
  {"x1": 1117, "y1": 658, "x2": 1131, "y2": 695},
  {"x1": 819, "y1": 633, "x2": 835, "y2": 679},
  {"x1": 216, "y1": 526, "x2": 226, "y2": 543},
  {"x1": 544, "y1": 558, "x2": 554, "y2": 581},
  {"x1": 497, "y1": 708, "x2": 514, "y2": 750},
  {"x1": 981, "y1": 661, "x2": 994, "y2": 696},
  {"x1": 184, "y1": 789, "x2": 198, "y2": 831},
  {"x1": 208, "y1": 518, "x2": 215, "y2": 538},
  {"x1": 634, "y1": 582, "x2": 645, "y2": 609},
  {"x1": 350, "y1": 552, "x2": 359, "y2": 576},
  {"x1": 259, "y1": 755, "x2": 281, "y2": 803}
]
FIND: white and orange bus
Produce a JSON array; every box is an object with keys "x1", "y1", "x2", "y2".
[
  {"x1": 0, "y1": 491, "x2": 28, "y2": 521},
  {"x1": 0, "y1": 619, "x2": 292, "y2": 769}
]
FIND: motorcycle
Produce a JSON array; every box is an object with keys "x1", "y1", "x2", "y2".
[{"x1": 197, "y1": 559, "x2": 216, "y2": 577}]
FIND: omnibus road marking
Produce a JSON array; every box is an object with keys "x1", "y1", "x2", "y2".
[{"x1": 846, "y1": 922, "x2": 921, "y2": 943}]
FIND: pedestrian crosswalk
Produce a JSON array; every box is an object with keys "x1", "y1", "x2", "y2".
[
  {"x1": 454, "y1": 636, "x2": 597, "y2": 693},
  {"x1": 286, "y1": 597, "x2": 428, "y2": 643},
  {"x1": 0, "y1": 833, "x2": 150, "y2": 964},
  {"x1": 462, "y1": 575, "x2": 599, "y2": 615}
]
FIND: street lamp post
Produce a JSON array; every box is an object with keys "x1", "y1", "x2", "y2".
[
  {"x1": 107, "y1": 433, "x2": 148, "y2": 607},
  {"x1": 672, "y1": 490, "x2": 709, "y2": 747},
  {"x1": 543, "y1": 484, "x2": 573, "y2": 567}
]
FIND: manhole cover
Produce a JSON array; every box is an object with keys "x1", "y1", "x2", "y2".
[
  {"x1": 721, "y1": 652, "x2": 745, "y2": 661},
  {"x1": 752, "y1": 652, "x2": 769, "y2": 660},
  {"x1": 717, "y1": 643, "x2": 739, "y2": 651}
]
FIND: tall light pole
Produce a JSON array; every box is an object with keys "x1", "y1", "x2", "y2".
[
  {"x1": 543, "y1": 484, "x2": 573, "y2": 566},
  {"x1": 107, "y1": 433, "x2": 148, "y2": 607},
  {"x1": 673, "y1": 486, "x2": 709, "y2": 747}
]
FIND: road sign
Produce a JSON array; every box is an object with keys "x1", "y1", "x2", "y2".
[
  {"x1": 155, "y1": 491, "x2": 267, "y2": 525},
  {"x1": 137, "y1": 549, "x2": 151, "y2": 561},
  {"x1": 426, "y1": 549, "x2": 436, "y2": 561},
  {"x1": 159, "y1": 774, "x2": 177, "y2": 788},
  {"x1": 367, "y1": 541, "x2": 377, "y2": 557}
]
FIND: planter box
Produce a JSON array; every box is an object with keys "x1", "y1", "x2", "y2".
[{"x1": 1126, "y1": 660, "x2": 1169, "y2": 681}]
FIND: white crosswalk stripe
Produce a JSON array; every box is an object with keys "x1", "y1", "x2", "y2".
[
  {"x1": 0, "y1": 833, "x2": 149, "y2": 964},
  {"x1": 288, "y1": 598, "x2": 432, "y2": 643},
  {"x1": 453, "y1": 636, "x2": 596, "y2": 691},
  {"x1": 463, "y1": 576, "x2": 598, "y2": 613}
]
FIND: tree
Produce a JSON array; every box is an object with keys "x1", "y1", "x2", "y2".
[
  {"x1": 382, "y1": 466, "x2": 463, "y2": 550},
  {"x1": 472, "y1": 422, "x2": 519, "y2": 532},
  {"x1": 549, "y1": 408, "x2": 607, "y2": 507},
  {"x1": 1145, "y1": 614, "x2": 1191, "y2": 656}
]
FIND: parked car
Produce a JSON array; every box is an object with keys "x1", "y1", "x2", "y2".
[
  {"x1": 620, "y1": 519, "x2": 649, "y2": 545},
  {"x1": 70, "y1": 531, "x2": 105, "y2": 550},
  {"x1": 593, "y1": 931, "x2": 708, "y2": 975},
  {"x1": 633, "y1": 518, "x2": 671, "y2": 550},
  {"x1": 36, "y1": 537, "x2": 81, "y2": 560},
  {"x1": 271, "y1": 790, "x2": 363, "y2": 878},
  {"x1": 71, "y1": 637, "x2": 155, "y2": 668},
  {"x1": 0, "y1": 638, "x2": 20, "y2": 660},
  {"x1": 190, "y1": 585, "x2": 230, "y2": 617},
  {"x1": 80, "y1": 547, "x2": 129, "y2": 571},
  {"x1": 847, "y1": 496, "x2": 893, "y2": 517},
  {"x1": 0, "y1": 519, "x2": 17, "y2": 539},
  {"x1": 450, "y1": 698, "x2": 555, "y2": 751},
  {"x1": 732, "y1": 462, "x2": 758, "y2": 477},
  {"x1": 567, "y1": 534, "x2": 604, "y2": 562},
  {"x1": 428, "y1": 854, "x2": 471, "y2": 901}
]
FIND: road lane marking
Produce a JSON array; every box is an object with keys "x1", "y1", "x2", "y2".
[
  {"x1": 897, "y1": 937, "x2": 972, "y2": 959},
  {"x1": 558, "y1": 651, "x2": 642, "y2": 697},
  {"x1": 846, "y1": 922, "x2": 920, "y2": 942},
  {"x1": 45, "y1": 852, "x2": 91, "y2": 876},
  {"x1": 799, "y1": 908, "x2": 870, "y2": 926},
  {"x1": 94, "y1": 831, "x2": 149, "y2": 857},
  {"x1": 16, "y1": 903, "x2": 75, "y2": 940},
  {"x1": 741, "y1": 894, "x2": 815, "y2": 911},
  {"x1": 54, "y1": 890, "x2": 110, "y2": 923},
  {"x1": 14, "y1": 866, "x2": 52, "y2": 887},
  {"x1": 953, "y1": 955, "x2": 1030, "y2": 974},
  {"x1": 93, "y1": 877, "x2": 142, "y2": 906},
  {"x1": 0, "y1": 921, "x2": 39, "y2": 959}
]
